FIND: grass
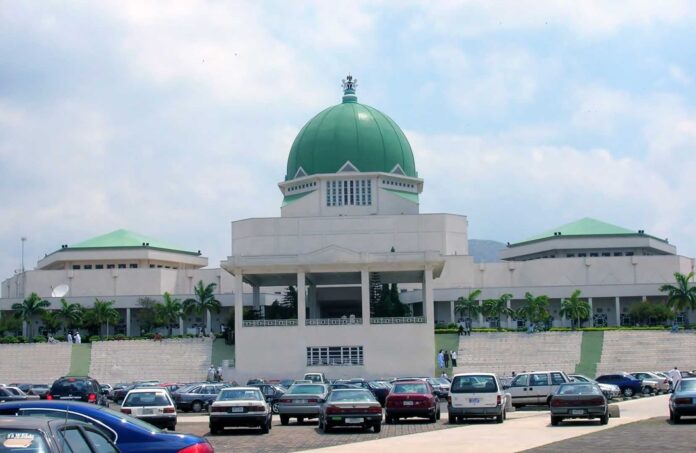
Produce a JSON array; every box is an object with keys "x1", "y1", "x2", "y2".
[
  {"x1": 574, "y1": 330, "x2": 604, "y2": 377},
  {"x1": 434, "y1": 333, "x2": 459, "y2": 377},
  {"x1": 211, "y1": 338, "x2": 235, "y2": 367},
  {"x1": 69, "y1": 344, "x2": 92, "y2": 376}
]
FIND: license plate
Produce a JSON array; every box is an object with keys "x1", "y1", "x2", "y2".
[
  {"x1": 231, "y1": 407, "x2": 244, "y2": 413},
  {"x1": 571, "y1": 409, "x2": 585, "y2": 415},
  {"x1": 295, "y1": 399, "x2": 307, "y2": 404},
  {"x1": 403, "y1": 401, "x2": 414, "y2": 406},
  {"x1": 469, "y1": 398, "x2": 480, "y2": 404},
  {"x1": 345, "y1": 417, "x2": 364, "y2": 424},
  {"x1": 142, "y1": 408, "x2": 154, "y2": 415}
]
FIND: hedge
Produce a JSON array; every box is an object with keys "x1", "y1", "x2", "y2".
[{"x1": 435, "y1": 326, "x2": 682, "y2": 334}]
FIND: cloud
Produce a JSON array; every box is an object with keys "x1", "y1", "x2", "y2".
[{"x1": 668, "y1": 64, "x2": 693, "y2": 86}]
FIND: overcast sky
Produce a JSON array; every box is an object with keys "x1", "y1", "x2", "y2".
[{"x1": 1, "y1": 1, "x2": 695, "y2": 278}]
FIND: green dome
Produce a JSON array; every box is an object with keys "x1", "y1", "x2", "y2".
[{"x1": 285, "y1": 79, "x2": 416, "y2": 181}]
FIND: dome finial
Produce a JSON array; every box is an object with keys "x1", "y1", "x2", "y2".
[{"x1": 341, "y1": 74, "x2": 358, "y2": 103}]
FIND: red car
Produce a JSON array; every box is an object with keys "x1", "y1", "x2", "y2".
[{"x1": 385, "y1": 380, "x2": 440, "y2": 423}]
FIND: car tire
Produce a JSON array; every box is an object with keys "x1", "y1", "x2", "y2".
[
  {"x1": 670, "y1": 410, "x2": 681, "y2": 423},
  {"x1": 261, "y1": 421, "x2": 270, "y2": 434},
  {"x1": 550, "y1": 416, "x2": 561, "y2": 426},
  {"x1": 323, "y1": 422, "x2": 331, "y2": 433},
  {"x1": 429, "y1": 412, "x2": 437, "y2": 423},
  {"x1": 297, "y1": 417, "x2": 304, "y2": 424},
  {"x1": 209, "y1": 424, "x2": 220, "y2": 435},
  {"x1": 436, "y1": 408, "x2": 441, "y2": 420},
  {"x1": 385, "y1": 415, "x2": 393, "y2": 424},
  {"x1": 600, "y1": 413, "x2": 609, "y2": 425},
  {"x1": 191, "y1": 401, "x2": 203, "y2": 413},
  {"x1": 622, "y1": 388, "x2": 634, "y2": 397},
  {"x1": 373, "y1": 422, "x2": 381, "y2": 433},
  {"x1": 272, "y1": 403, "x2": 279, "y2": 414},
  {"x1": 642, "y1": 387, "x2": 651, "y2": 395},
  {"x1": 496, "y1": 411, "x2": 504, "y2": 424},
  {"x1": 168, "y1": 423, "x2": 176, "y2": 431},
  {"x1": 280, "y1": 415, "x2": 289, "y2": 426},
  {"x1": 448, "y1": 413, "x2": 456, "y2": 424}
]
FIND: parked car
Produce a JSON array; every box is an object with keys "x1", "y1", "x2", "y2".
[
  {"x1": 277, "y1": 383, "x2": 329, "y2": 425},
  {"x1": 0, "y1": 414, "x2": 120, "y2": 453},
  {"x1": 303, "y1": 373, "x2": 327, "y2": 384},
  {"x1": 0, "y1": 387, "x2": 29, "y2": 403},
  {"x1": 48, "y1": 376, "x2": 109, "y2": 406},
  {"x1": 631, "y1": 372, "x2": 669, "y2": 393},
  {"x1": 120, "y1": 388, "x2": 177, "y2": 431},
  {"x1": 328, "y1": 383, "x2": 360, "y2": 392},
  {"x1": 27, "y1": 384, "x2": 51, "y2": 399},
  {"x1": 248, "y1": 383, "x2": 286, "y2": 414},
  {"x1": 653, "y1": 372, "x2": 673, "y2": 391},
  {"x1": 385, "y1": 380, "x2": 440, "y2": 423},
  {"x1": 426, "y1": 377, "x2": 450, "y2": 398},
  {"x1": 595, "y1": 373, "x2": 643, "y2": 397},
  {"x1": 246, "y1": 378, "x2": 266, "y2": 385},
  {"x1": 447, "y1": 373, "x2": 507, "y2": 424},
  {"x1": 172, "y1": 383, "x2": 225, "y2": 413},
  {"x1": 351, "y1": 381, "x2": 391, "y2": 407},
  {"x1": 209, "y1": 387, "x2": 272, "y2": 434},
  {"x1": 10, "y1": 384, "x2": 34, "y2": 393},
  {"x1": 669, "y1": 378, "x2": 696, "y2": 422},
  {"x1": 318, "y1": 388, "x2": 382, "y2": 433},
  {"x1": 505, "y1": 371, "x2": 571, "y2": 407},
  {"x1": 549, "y1": 382, "x2": 608, "y2": 426},
  {"x1": 3, "y1": 386, "x2": 38, "y2": 400},
  {"x1": 109, "y1": 384, "x2": 131, "y2": 403},
  {"x1": 0, "y1": 400, "x2": 214, "y2": 453},
  {"x1": 569, "y1": 374, "x2": 620, "y2": 400}
]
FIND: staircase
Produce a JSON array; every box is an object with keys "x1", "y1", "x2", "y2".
[{"x1": 0, "y1": 343, "x2": 72, "y2": 384}]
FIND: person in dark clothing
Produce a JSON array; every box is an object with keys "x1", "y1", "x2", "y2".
[{"x1": 444, "y1": 350, "x2": 451, "y2": 368}]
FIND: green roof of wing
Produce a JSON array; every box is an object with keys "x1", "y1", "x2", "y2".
[
  {"x1": 68, "y1": 229, "x2": 197, "y2": 254},
  {"x1": 281, "y1": 191, "x2": 314, "y2": 207},
  {"x1": 382, "y1": 188, "x2": 419, "y2": 203},
  {"x1": 519, "y1": 218, "x2": 636, "y2": 243}
]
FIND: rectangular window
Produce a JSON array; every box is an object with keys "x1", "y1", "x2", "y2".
[
  {"x1": 118, "y1": 264, "x2": 126, "y2": 269},
  {"x1": 578, "y1": 253, "x2": 586, "y2": 257},
  {"x1": 626, "y1": 252, "x2": 634, "y2": 256},
  {"x1": 106, "y1": 264, "x2": 115, "y2": 269},
  {"x1": 614, "y1": 252, "x2": 623, "y2": 256},
  {"x1": 326, "y1": 181, "x2": 331, "y2": 206},
  {"x1": 129, "y1": 264, "x2": 138, "y2": 269},
  {"x1": 83, "y1": 264, "x2": 92, "y2": 270},
  {"x1": 343, "y1": 180, "x2": 348, "y2": 205},
  {"x1": 72, "y1": 265, "x2": 81, "y2": 270},
  {"x1": 150, "y1": 264, "x2": 155, "y2": 268},
  {"x1": 590, "y1": 253, "x2": 598, "y2": 257},
  {"x1": 95, "y1": 264, "x2": 103, "y2": 269},
  {"x1": 601, "y1": 252, "x2": 611, "y2": 257},
  {"x1": 566, "y1": 254, "x2": 575, "y2": 257},
  {"x1": 349, "y1": 180, "x2": 354, "y2": 205},
  {"x1": 306, "y1": 346, "x2": 363, "y2": 366}
]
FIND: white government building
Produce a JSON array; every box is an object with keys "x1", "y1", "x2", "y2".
[{"x1": 2, "y1": 77, "x2": 694, "y2": 379}]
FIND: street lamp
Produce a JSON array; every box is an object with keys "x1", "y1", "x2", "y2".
[
  {"x1": 21, "y1": 236, "x2": 27, "y2": 297},
  {"x1": 21, "y1": 237, "x2": 26, "y2": 272}
]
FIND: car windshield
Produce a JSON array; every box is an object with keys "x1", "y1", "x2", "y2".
[
  {"x1": 558, "y1": 384, "x2": 602, "y2": 395},
  {"x1": 289, "y1": 385, "x2": 324, "y2": 395},
  {"x1": 328, "y1": 390, "x2": 375, "y2": 402},
  {"x1": 572, "y1": 376, "x2": 590, "y2": 382},
  {"x1": 0, "y1": 428, "x2": 49, "y2": 452},
  {"x1": 51, "y1": 380, "x2": 88, "y2": 394},
  {"x1": 451, "y1": 375, "x2": 497, "y2": 393},
  {"x1": 123, "y1": 392, "x2": 171, "y2": 407},
  {"x1": 392, "y1": 383, "x2": 428, "y2": 394},
  {"x1": 678, "y1": 380, "x2": 696, "y2": 392},
  {"x1": 218, "y1": 390, "x2": 262, "y2": 401}
]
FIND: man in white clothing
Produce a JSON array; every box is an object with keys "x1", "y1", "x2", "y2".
[{"x1": 669, "y1": 366, "x2": 682, "y2": 391}]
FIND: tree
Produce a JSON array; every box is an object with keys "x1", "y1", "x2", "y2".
[
  {"x1": 559, "y1": 290, "x2": 591, "y2": 329},
  {"x1": 158, "y1": 292, "x2": 183, "y2": 337},
  {"x1": 481, "y1": 294, "x2": 513, "y2": 331},
  {"x1": 12, "y1": 292, "x2": 51, "y2": 339},
  {"x1": 84, "y1": 299, "x2": 120, "y2": 338},
  {"x1": 56, "y1": 298, "x2": 83, "y2": 335},
  {"x1": 281, "y1": 286, "x2": 298, "y2": 314},
  {"x1": 0, "y1": 314, "x2": 22, "y2": 336},
  {"x1": 521, "y1": 292, "x2": 550, "y2": 330},
  {"x1": 183, "y1": 281, "x2": 222, "y2": 332},
  {"x1": 136, "y1": 297, "x2": 165, "y2": 334},
  {"x1": 628, "y1": 300, "x2": 675, "y2": 326},
  {"x1": 369, "y1": 272, "x2": 383, "y2": 316},
  {"x1": 455, "y1": 289, "x2": 482, "y2": 321},
  {"x1": 660, "y1": 272, "x2": 696, "y2": 323},
  {"x1": 41, "y1": 311, "x2": 62, "y2": 335}
]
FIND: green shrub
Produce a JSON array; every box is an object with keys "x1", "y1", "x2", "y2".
[
  {"x1": 55, "y1": 335, "x2": 65, "y2": 342},
  {"x1": 89, "y1": 335, "x2": 101, "y2": 342},
  {"x1": 16, "y1": 336, "x2": 27, "y2": 343},
  {"x1": 32, "y1": 335, "x2": 47, "y2": 343},
  {"x1": 0, "y1": 336, "x2": 18, "y2": 344},
  {"x1": 435, "y1": 328, "x2": 458, "y2": 334},
  {"x1": 143, "y1": 333, "x2": 155, "y2": 340},
  {"x1": 113, "y1": 334, "x2": 127, "y2": 341}
]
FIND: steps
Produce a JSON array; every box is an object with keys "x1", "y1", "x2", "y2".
[{"x1": 0, "y1": 343, "x2": 72, "y2": 384}]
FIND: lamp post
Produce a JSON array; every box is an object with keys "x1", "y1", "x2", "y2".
[{"x1": 21, "y1": 236, "x2": 26, "y2": 297}]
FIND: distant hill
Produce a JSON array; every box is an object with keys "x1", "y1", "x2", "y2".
[{"x1": 468, "y1": 239, "x2": 506, "y2": 263}]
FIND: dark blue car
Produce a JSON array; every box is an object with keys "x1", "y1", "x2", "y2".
[
  {"x1": 0, "y1": 400, "x2": 213, "y2": 453},
  {"x1": 595, "y1": 373, "x2": 643, "y2": 397}
]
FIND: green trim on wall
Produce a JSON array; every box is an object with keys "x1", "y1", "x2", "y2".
[
  {"x1": 281, "y1": 191, "x2": 314, "y2": 207},
  {"x1": 382, "y1": 188, "x2": 419, "y2": 203},
  {"x1": 574, "y1": 330, "x2": 604, "y2": 377},
  {"x1": 69, "y1": 344, "x2": 92, "y2": 376}
]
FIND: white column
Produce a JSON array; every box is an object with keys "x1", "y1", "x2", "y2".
[
  {"x1": 206, "y1": 309, "x2": 212, "y2": 332},
  {"x1": 234, "y1": 271, "x2": 243, "y2": 333},
  {"x1": 179, "y1": 316, "x2": 184, "y2": 335},
  {"x1": 449, "y1": 300, "x2": 455, "y2": 324},
  {"x1": 506, "y1": 299, "x2": 513, "y2": 329},
  {"x1": 615, "y1": 297, "x2": 621, "y2": 326},
  {"x1": 297, "y1": 271, "x2": 306, "y2": 326},
  {"x1": 360, "y1": 269, "x2": 370, "y2": 325},
  {"x1": 588, "y1": 297, "x2": 594, "y2": 327},
  {"x1": 252, "y1": 286, "x2": 260, "y2": 311},
  {"x1": 126, "y1": 308, "x2": 131, "y2": 337},
  {"x1": 22, "y1": 320, "x2": 27, "y2": 338},
  {"x1": 423, "y1": 267, "x2": 434, "y2": 328},
  {"x1": 478, "y1": 300, "x2": 484, "y2": 327}
]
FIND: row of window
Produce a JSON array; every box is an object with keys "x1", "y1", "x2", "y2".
[
  {"x1": 326, "y1": 180, "x2": 372, "y2": 207},
  {"x1": 533, "y1": 251, "x2": 637, "y2": 259},
  {"x1": 287, "y1": 181, "x2": 317, "y2": 192},
  {"x1": 306, "y1": 345, "x2": 364, "y2": 366},
  {"x1": 382, "y1": 179, "x2": 415, "y2": 189},
  {"x1": 71, "y1": 264, "x2": 178, "y2": 270}
]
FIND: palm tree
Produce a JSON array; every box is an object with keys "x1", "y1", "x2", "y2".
[
  {"x1": 12, "y1": 292, "x2": 51, "y2": 339},
  {"x1": 521, "y1": 292, "x2": 550, "y2": 330},
  {"x1": 660, "y1": 272, "x2": 696, "y2": 325},
  {"x1": 183, "y1": 281, "x2": 222, "y2": 332},
  {"x1": 482, "y1": 294, "x2": 513, "y2": 331},
  {"x1": 41, "y1": 311, "x2": 62, "y2": 335},
  {"x1": 56, "y1": 298, "x2": 83, "y2": 335},
  {"x1": 454, "y1": 289, "x2": 482, "y2": 321},
  {"x1": 87, "y1": 299, "x2": 120, "y2": 338},
  {"x1": 559, "y1": 289, "x2": 590, "y2": 329},
  {"x1": 158, "y1": 292, "x2": 183, "y2": 337}
]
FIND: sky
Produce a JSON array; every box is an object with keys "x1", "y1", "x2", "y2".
[{"x1": 1, "y1": 1, "x2": 696, "y2": 278}]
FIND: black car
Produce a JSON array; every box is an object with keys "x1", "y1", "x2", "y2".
[
  {"x1": 0, "y1": 387, "x2": 29, "y2": 403},
  {"x1": 248, "y1": 384, "x2": 286, "y2": 414},
  {"x1": 172, "y1": 383, "x2": 225, "y2": 412},
  {"x1": 351, "y1": 381, "x2": 391, "y2": 407},
  {"x1": 47, "y1": 376, "x2": 109, "y2": 406},
  {"x1": 0, "y1": 414, "x2": 120, "y2": 452}
]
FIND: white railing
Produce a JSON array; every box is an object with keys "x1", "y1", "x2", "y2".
[
  {"x1": 370, "y1": 316, "x2": 426, "y2": 324},
  {"x1": 306, "y1": 318, "x2": 363, "y2": 326},
  {"x1": 243, "y1": 319, "x2": 298, "y2": 327}
]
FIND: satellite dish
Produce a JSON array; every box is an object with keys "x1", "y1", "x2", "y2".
[{"x1": 52, "y1": 284, "x2": 70, "y2": 298}]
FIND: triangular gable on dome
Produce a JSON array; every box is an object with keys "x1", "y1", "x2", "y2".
[
  {"x1": 390, "y1": 164, "x2": 406, "y2": 176},
  {"x1": 293, "y1": 167, "x2": 308, "y2": 179},
  {"x1": 338, "y1": 161, "x2": 360, "y2": 173}
]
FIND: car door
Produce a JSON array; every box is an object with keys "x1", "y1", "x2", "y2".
[
  {"x1": 528, "y1": 373, "x2": 551, "y2": 404},
  {"x1": 508, "y1": 374, "x2": 535, "y2": 405},
  {"x1": 550, "y1": 372, "x2": 567, "y2": 395}
]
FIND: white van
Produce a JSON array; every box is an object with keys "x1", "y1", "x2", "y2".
[
  {"x1": 303, "y1": 372, "x2": 327, "y2": 384},
  {"x1": 447, "y1": 373, "x2": 509, "y2": 424}
]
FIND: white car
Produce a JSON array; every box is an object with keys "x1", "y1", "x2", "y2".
[
  {"x1": 506, "y1": 371, "x2": 570, "y2": 407},
  {"x1": 447, "y1": 373, "x2": 509, "y2": 423},
  {"x1": 209, "y1": 387, "x2": 272, "y2": 434},
  {"x1": 120, "y1": 387, "x2": 177, "y2": 430},
  {"x1": 569, "y1": 374, "x2": 620, "y2": 399}
]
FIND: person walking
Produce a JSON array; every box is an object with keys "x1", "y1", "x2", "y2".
[
  {"x1": 74, "y1": 332, "x2": 81, "y2": 344},
  {"x1": 217, "y1": 365, "x2": 223, "y2": 382},
  {"x1": 465, "y1": 317, "x2": 472, "y2": 336},
  {"x1": 207, "y1": 365, "x2": 216, "y2": 383},
  {"x1": 67, "y1": 331, "x2": 73, "y2": 344},
  {"x1": 669, "y1": 366, "x2": 682, "y2": 391},
  {"x1": 451, "y1": 350, "x2": 457, "y2": 367},
  {"x1": 458, "y1": 319, "x2": 465, "y2": 336},
  {"x1": 437, "y1": 350, "x2": 445, "y2": 370},
  {"x1": 444, "y1": 350, "x2": 451, "y2": 368}
]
